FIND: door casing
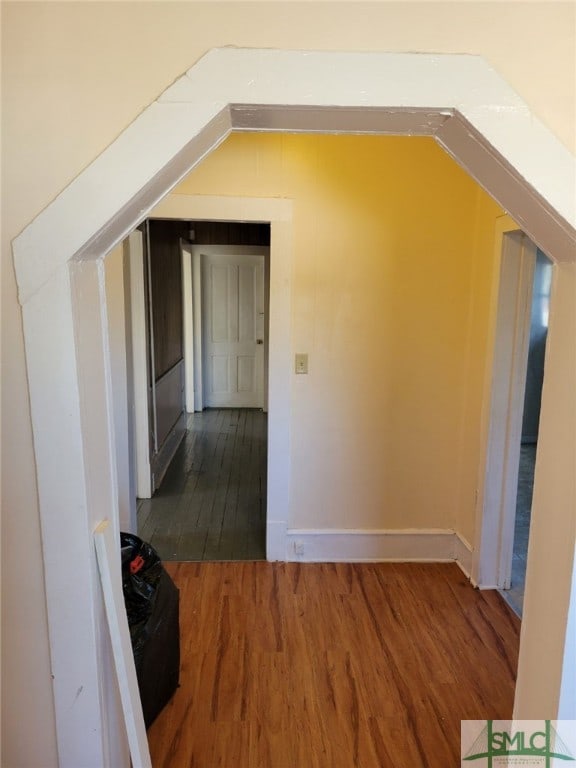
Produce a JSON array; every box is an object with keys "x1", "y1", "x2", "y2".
[
  {"x1": 188, "y1": 245, "x2": 270, "y2": 411},
  {"x1": 472, "y1": 217, "x2": 543, "y2": 590}
]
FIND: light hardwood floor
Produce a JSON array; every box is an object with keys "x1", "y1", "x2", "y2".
[{"x1": 147, "y1": 561, "x2": 520, "y2": 767}]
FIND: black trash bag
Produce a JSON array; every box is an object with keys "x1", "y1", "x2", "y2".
[
  {"x1": 120, "y1": 532, "x2": 163, "y2": 664},
  {"x1": 136, "y1": 568, "x2": 180, "y2": 728},
  {"x1": 120, "y1": 532, "x2": 180, "y2": 728}
]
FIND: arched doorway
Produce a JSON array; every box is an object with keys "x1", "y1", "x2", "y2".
[{"x1": 13, "y1": 49, "x2": 575, "y2": 764}]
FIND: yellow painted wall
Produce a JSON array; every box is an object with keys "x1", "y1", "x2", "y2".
[
  {"x1": 2, "y1": 3, "x2": 574, "y2": 764},
  {"x1": 175, "y1": 133, "x2": 502, "y2": 538}
]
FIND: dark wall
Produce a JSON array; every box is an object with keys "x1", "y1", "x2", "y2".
[
  {"x1": 148, "y1": 220, "x2": 189, "y2": 381},
  {"x1": 521, "y1": 248, "x2": 552, "y2": 443},
  {"x1": 146, "y1": 219, "x2": 269, "y2": 383},
  {"x1": 190, "y1": 221, "x2": 270, "y2": 246}
]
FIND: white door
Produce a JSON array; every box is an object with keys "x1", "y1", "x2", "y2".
[{"x1": 202, "y1": 250, "x2": 266, "y2": 408}]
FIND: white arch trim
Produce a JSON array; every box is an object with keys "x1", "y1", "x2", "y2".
[
  {"x1": 12, "y1": 49, "x2": 576, "y2": 765},
  {"x1": 14, "y1": 48, "x2": 576, "y2": 304}
]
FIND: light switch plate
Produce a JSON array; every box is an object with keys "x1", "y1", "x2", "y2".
[{"x1": 295, "y1": 353, "x2": 308, "y2": 374}]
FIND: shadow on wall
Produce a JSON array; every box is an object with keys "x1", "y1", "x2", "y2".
[{"x1": 521, "y1": 249, "x2": 553, "y2": 444}]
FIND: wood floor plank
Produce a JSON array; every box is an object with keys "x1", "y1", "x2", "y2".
[
  {"x1": 147, "y1": 561, "x2": 520, "y2": 767},
  {"x1": 137, "y1": 409, "x2": 267, "y2": 561}
]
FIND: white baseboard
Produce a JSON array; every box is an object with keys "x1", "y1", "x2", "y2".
[
  {"x1": 282, "y1": 528, "x2": 474, "y2": 573},
  {"x1": 150, "y1": 412, "x2": 186, "y2": 492},
  {"x1": 453, "y1": 532, "x2": 473, "y2": 580}
]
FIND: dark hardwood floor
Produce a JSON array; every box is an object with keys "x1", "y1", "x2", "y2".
[
  {"x1": 500, "y1": 443, "x2": 536, "y2": 617},
  {"x1": 147, "y1": 561, "x2": 521, "y2": 767},
  {"x1": 138, "y1": 409, "x2": 267, "y2": 561}
]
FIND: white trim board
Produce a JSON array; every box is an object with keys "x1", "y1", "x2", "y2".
[
  {"x1": 181, "y1": 242, "x2": 195, "y2": 413},
  {"x1": 473, "y1": 224, "x2": 538, "y2": 590},
  {"x1": 13, "y1": 50, "x2": 575, "y2": 306},
  {"x1": 454, "y1": 533, "x2": 474, "y2": 584},
  {"x1": 11, "y1": 49, "x2": 576, "y2": 762},
  {"x1": 285, "y1": 528, "x2": 473, "y2": 572},
  {"x1": 94, "y1": 521, "x2": 151, "y2": 768},
  {"x1": 126, "y1": 231, "x2": 152, "y2": 499}
]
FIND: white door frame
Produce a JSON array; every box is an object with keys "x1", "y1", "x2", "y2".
[
  {"x1": 184, "y1": 241, "x2": 272, "y2": 415},
  {"x1": 193, "y1": 249, "x2": 203, "y2": 410},
  {"x1": 151, "y1": 194, "x2": 293, "y2": 560},
  {"x1": 126, "y1": 230, "x2": 153, "y2": 498},
  {"x1": 472, "y1": 217, "x2": 540, "y2": 589},
  {"x1": 12, "y1": 49, "x2": 576, "y2": 764},
  {"x1": 182, "y1": 242, "x2": 271, "y2": 413}
]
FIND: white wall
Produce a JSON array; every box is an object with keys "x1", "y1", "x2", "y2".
[{"x1": 2, "y1": 3, "x2": 574, "y2": 765}]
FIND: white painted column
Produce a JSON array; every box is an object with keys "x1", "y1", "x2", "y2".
[
  {"x1": 473, "y1": 227, "x2": 536, "y2": 589},
  {"x1": 514, "y1": 263, "x2": 576, "y2": 718},
  {"x1": 22, "y1": 260, "x2": 129, "y2": 766},
  {"x1": 127, "y1": 231, "x2": 152, "y2": 499},
  {"x1": 71, "y1": 257, "x2": 131, "y2": 766},
  {"x1": 105, "y1": 244, "x2": 136, "y2": 533},
  {"x1": 266, "y1": 220, "x2": 292, "y2": 560},
  {"x1": 122, "y1": 241, "x2": 138, "y2": 532}
]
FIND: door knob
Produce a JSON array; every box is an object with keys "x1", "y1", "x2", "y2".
[{"x1": 256, "y1": 339, "x2": 264, "y2": 344}]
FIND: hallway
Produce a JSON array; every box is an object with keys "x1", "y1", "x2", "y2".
[{"x1": 137, "y1": 409, "x2": 267, "y2": 561}]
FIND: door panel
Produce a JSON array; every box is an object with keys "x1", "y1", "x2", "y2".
[
  {"x1": 155, "y1": 360, "x2": 185, "y2": 448},
  {"x1": 211, "y1": 266, "x2": 229, "y2": 341},
  {"x1": 239, "y1": 265, "x2": 256, "y2": 341},
  {"x1": 202, "y1": 252, "x2": 265, "y2": 408},
  {"x1": 211, "y1": 355, "x2": 229, "y2": 393},
  {"x1": 238, "y1": 355, "x2": 254, "y2": 392}
]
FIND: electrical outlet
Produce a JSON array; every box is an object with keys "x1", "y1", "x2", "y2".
[
  {"x1": 295, "y1": 353, "x2": 308, "y2": 375},
  {"x1": 294, "y1": 540, "x2": 305, "y2": 555}
]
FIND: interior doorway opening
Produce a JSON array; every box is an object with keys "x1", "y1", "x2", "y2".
[
  {"x1": 500, "y1": 247, "x2": 553, "y2": 616},
  {"x1": 134, "y1": 220, "x2": 271, "y2": 561},
  {"x1": 475, "y1": 222, "x2": 555, "y2": 608}
]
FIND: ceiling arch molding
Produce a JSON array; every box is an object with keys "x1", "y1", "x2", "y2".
[
  {"x1": 11, "y1": 49, "x2": 576, "y2": 765},
  {"x1": 14, "y1": 48, "x2": 575, "y2": 303}
]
